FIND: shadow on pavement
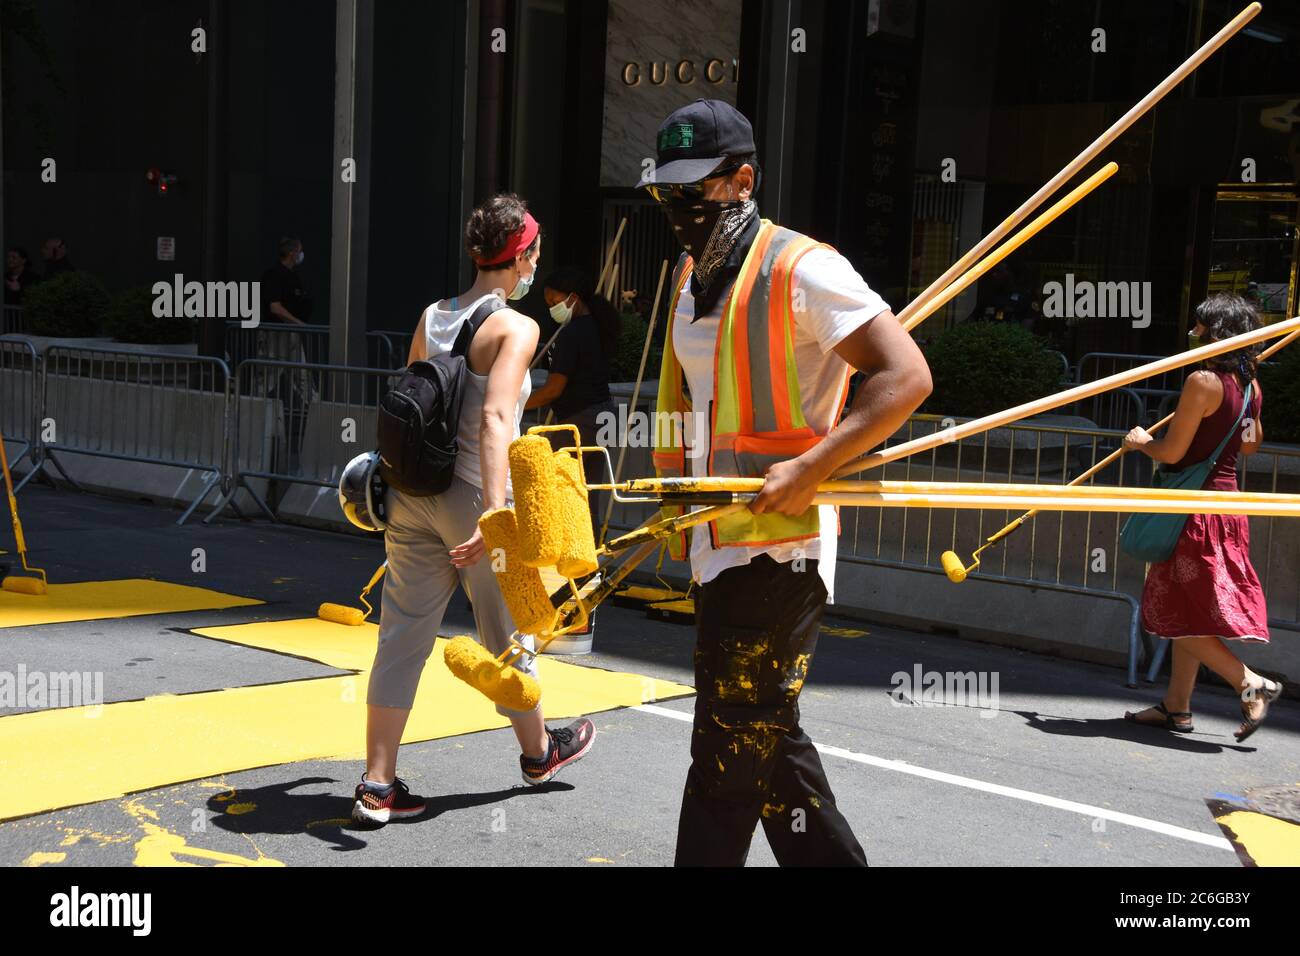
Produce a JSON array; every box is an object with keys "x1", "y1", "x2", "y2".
[{"x1": 205, "y1": 776, "x2": 574, "y2": 852}]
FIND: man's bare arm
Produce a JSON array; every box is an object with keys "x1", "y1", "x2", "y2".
[{"x1": 750, "y1": 310, "x2": 932, "y2": 516}]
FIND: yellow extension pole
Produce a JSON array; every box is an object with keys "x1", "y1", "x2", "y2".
[
  {"x1": 830, "y1": 314, "x2": 1300, "y2": 479},
  {"x1": 896, "y1": 2, "x2": 1261, "y2": 326},
  {"x1": 0, "y1": 427, "x2": 47, "y2": 590},
  {"x1": 618, "y1": 475, "x2": 1300, "y2": 506},
  {"x1": 799, "y1": 489, "x2": 1300, "y2": 519},
  {"x1": 962, "y1": 324, "x2": 1300, "y2": 553},
  {"x1": 902, "y1": 163, "x2": 1118, "y2": 333}
]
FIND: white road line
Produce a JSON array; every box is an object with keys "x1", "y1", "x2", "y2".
[{"x1": 631, "y1": 703, "x2": 1233, "y2": 851}]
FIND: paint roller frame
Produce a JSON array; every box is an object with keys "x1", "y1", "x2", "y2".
[
  {"x1": 447, "y1": 503, "x2": 743, "y2": 708},
  {"x1": 317, "y1": 561, "x2": 388, "y2": 626}
]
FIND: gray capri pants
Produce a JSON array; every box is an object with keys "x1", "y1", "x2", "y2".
[{"x1": 367, "y1": 476, "x2": 540, "y2": 718}]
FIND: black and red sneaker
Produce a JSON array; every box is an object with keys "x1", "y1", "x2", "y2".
[
  {"x1": 351, "y1": 776, "x2": 427, "y2": 825},
  {"x1": 520, "y1": 718, "x2": 596, "y2": 785}
]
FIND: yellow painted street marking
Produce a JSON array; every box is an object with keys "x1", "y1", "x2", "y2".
[
  {"x1": 0, "y1": 617, "x2": 694, "y2": 821},
  {"x1": 1214, "y1": 809, "x2": 1300, "y2": 867},
  {"x1": 0, "y1": 579, "x2": 262, "y2": 629}
]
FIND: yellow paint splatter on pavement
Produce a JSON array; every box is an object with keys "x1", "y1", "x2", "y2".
[
  {"x1": 123, "y1": 800, "x2": 283, "y2": 868},
  {"x1": 225, "y1": 802, "x2": 256, "y2": 815},
  {"x1": 21, "y1": 851, "x2": 66, "y2": 866}
]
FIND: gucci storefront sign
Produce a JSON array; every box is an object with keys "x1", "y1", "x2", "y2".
[{"x1": 620, "y1": 58, "x2": 738, "y2": 86}]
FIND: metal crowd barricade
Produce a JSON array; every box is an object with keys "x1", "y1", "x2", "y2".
[
  {"x1": 224, "y1": 321, "x2": 332, "y2": 368},
  {"x1": 0, "y1": 338, "x2": 41, "y2": 486},
  {"x1": 37, "y1": 345, "x2": 232, "y2": 524},
  {"x1": 213, "y1": 358, "x2": 400, "y2": 523},
  {"x1": 223, "y1": 320, "x2": 405, "y2": 370},
  {"x1": 838, "y1": 412, "x2": 1158, "y2": 683},
  {"x1": 2, "y1": 305, "x2": 26, "y2": 335}
]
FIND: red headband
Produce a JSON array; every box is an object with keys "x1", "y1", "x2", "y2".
[{"x1": 474, "y1": 212, "x2": 539, "y2": 267}]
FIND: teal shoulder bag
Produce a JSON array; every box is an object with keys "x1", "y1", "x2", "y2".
[{"x1": 1119, "y1": 380, "x2": 1252, "y2": 563}]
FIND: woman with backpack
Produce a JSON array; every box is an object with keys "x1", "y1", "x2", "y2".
[
  {"x1": 351, "y1": 194, "x2": 594, "y2": 825},
  {"x1": 1121, "y1": 294, "x2": 1283, "y2": 742}
]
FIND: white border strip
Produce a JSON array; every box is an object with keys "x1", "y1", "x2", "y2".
[{"x1": 632, "y1": 703, "x2": 1232, "y2": 851}]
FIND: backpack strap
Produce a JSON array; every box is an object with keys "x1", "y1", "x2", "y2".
[{"x1": 451, "y1": 295, "x2": 507, "y2": 358}]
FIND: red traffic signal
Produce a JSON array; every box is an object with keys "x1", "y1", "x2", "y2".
[{"x1": 145, "y1": 167, "x2": 178, "y2": 196}]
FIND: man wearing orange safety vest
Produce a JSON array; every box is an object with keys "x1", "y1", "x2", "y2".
[{"x1": 640, "y1": 100, "x2": 933, "y2": 866}]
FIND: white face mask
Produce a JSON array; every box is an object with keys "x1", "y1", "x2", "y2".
[
  {"x1": 294, "y1": 250, "x2": 305, "y2": 266},
  {"x1": 549, "y1": 295, "x2": 576, "y2": 324},
  {"x1": 508, "y1": 258, "x2": 536, "y2": 301}
]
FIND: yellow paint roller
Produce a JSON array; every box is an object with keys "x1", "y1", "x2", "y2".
[
  {"x1": 511, "y1": 427, "x2": 599, "y2": 576},
  {"x1": 445, "y1": 500, "x2": 740, "y2": 709},
  {"x1": 510, "y1": 434, "x2": 568, "y2": 566},
  {"x1": 443, "y1": 635, "x2": 541, "y2": 712},
  {"x1": 478, "y1": 506, "x2": 557, "y2": 635},
  {"x1": 0, "y1": 428, "x2": 47, "y2": 596},
  {"x1": 318, "y1": 561, "x2": 387, "y2": 626},
  {"x1": 552, "y1": 452, "x2": 599, "y2": 578}
]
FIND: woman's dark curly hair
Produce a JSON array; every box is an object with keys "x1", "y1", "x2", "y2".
[
  {"x1": 1196, "y1": 293, "x2": 1262, "y2": 383},
  {"x1": 465, "y1": 193, "x2": 540, "y2": 271}
]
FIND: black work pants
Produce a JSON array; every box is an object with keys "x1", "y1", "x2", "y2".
[{"x1": 674, "y1": 554, "x2": 868, "y2": 867}]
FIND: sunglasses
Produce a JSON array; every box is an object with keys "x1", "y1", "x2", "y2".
[{"x1": 645, "y1": 164, "x2": 742, "y2": 204}]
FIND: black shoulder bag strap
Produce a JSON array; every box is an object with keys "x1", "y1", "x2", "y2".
[{"x1": 451, "y1": 295, "x2": 507, "y2": 360}]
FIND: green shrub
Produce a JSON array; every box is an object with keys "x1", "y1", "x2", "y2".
[
  {"x1": 610, "y1": 312, "x2": 653, "y2": 383},
  {"x1": 1258, "y1": 347, "x2": 1300, "y2": 444},
  {"x1": 104, "y1": 287, "x2": 194, "y2": 344},
  {"x1": 921, "y1": 320, "x2": 1063, "y2": 418},
  {"x1": 23, "y1": 272, "x2": 109, "y2": 337}
]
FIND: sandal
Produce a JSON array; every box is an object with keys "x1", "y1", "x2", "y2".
[
  {"x1": 1235, "y1": 680, "x2": 1283, "y2": 743},
  {"x1": 1124, "y1": 702, "x2": 1194, "y2": 733}
]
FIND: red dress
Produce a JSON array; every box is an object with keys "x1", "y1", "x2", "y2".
[{"x1": 1140, "y1": 369, "x2": 1269, "y2": 643}]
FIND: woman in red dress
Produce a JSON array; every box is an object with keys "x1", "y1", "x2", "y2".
[{"x1": 1122, "y1": 294, "x2": 1283, "y2": 742}]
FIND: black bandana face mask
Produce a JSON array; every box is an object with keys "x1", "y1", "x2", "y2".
[
  {"x1": 662, "y1": 198, "x2": 742, "y2": 259},
  {"x1": 661, "y1": 197, "x2": 757, "y2": 291}
]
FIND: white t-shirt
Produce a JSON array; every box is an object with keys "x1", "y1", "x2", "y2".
[
  {"x1": 672, "y1": 245, "x2": 889, "y2": 602},
  {"x1": 422, "y1": 294, "x2": 532, "y2": 494}
]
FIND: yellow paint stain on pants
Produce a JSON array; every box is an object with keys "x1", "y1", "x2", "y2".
[
  {"x1": 0, "y1": 617, "x2": 693, "y2": 821},
  {"x1": 0, "y1": 579, "x2": 262, "y2": 629}
]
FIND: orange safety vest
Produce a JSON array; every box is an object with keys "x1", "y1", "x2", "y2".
[{"x1": 652, "y1": 220, "x2": 852, "y2": 560}]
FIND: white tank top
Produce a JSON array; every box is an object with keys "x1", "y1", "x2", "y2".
[{"x1": 421, "y1": 294, "x2": 532, "y2": 493}]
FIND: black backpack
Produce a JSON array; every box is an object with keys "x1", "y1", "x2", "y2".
[{"x1": 376, "y1": 295, "x2": 505, "y2": 497}]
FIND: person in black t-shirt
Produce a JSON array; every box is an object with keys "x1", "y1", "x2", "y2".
[
  {"x1": 528, "y1": 266, "x2": 620, "y2": 537},
  {"x1": 255, "y1": 236, "x2": 316, "y2": 497},
  {"x1": 259, "y1": 236, "x2": 312, "y2": 324}
]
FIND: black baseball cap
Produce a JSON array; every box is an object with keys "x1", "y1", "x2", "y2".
[{"x1": 638, "y1": 99, "x2": 757, "y2": 188}]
